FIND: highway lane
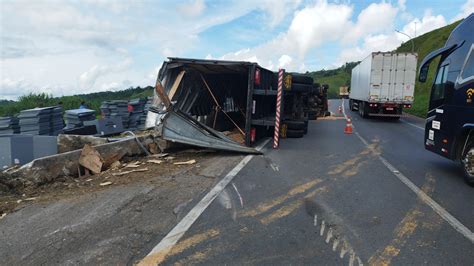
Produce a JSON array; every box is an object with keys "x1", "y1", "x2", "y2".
[
  {"x1": 341, "y1": 98, "x2": 474, "y2": 232},
  {"x1": 141, "y1": 99, "x2": 473, "y2": 265}
]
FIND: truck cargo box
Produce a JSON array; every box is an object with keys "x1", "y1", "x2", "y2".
[{"x1": 350, "y1": 52, "x2": 417, "y2": 103}]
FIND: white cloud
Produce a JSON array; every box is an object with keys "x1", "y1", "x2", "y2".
[
  {"x1": 452, "y1": 0, "x2": 474, "y2": 21},
  {"x1": 259, "y1": 0, "x2": 302, "y2": 27},
  {"x1": 398, "y1": 0, "x2": 407, "y2": 11},
  {"x1": 220, "y1": 0, "x2": 353, "y2": 70},
  {"x1": 343, "y1": 2, "x2": 398, "y2": 43},
  {"x1": 402, "y1": 10, "x2": 447, "y2": 38},
  {"x1": 278, "y1": 55, "x2": 293, "y2": 68},
  {"x1": 177, "y1": 0, "x2": 206, "y2": 18},
  {"x1": 79, "y1": 58, "x2": 133, "y2": 90},
  {"x1": 336, "y1": 10, "x2": 447, "y2": 66}
]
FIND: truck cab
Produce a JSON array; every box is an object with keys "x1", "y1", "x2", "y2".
[{"x1": 418, "y1": 13, "x2": 474, "y2": 184}]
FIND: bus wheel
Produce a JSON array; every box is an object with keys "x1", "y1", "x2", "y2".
[{"x1": 461, "y1": 144, "x2": 474, "y2": 186}]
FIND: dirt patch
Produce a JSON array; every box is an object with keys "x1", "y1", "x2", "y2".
[{"x1": 0, "y1": 149, "x2": 222, "y2": 219}]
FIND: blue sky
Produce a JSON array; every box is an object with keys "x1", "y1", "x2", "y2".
[{"x1": 1, "y1": 0, "x2": 473, "y2": 100}]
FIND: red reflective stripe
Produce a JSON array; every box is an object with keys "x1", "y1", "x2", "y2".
[{"x1": 273, "y1": 69, "x2": 284, "y2": 149}]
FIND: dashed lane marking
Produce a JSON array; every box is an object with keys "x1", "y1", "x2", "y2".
[
  {"x1": 313, "y1": 214, "x2": 363, "y2": 266},
  {"x1": 400, "y1": 119, "x2": 424, "y2": 131},
  {"x1": 341, "y1": 99, "x2": 474, "y2": 244},
  {"x1": 138, "y1": 139, "x2": 270, "y2": 265}
]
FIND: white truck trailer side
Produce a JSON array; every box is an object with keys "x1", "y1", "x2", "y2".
[{"x1": 349, "y1": 52, "x2": 417, "y2": 118}]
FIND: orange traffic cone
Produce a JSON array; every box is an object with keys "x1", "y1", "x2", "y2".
[{"x1": 344, "y1": 118, "x2": 353, "y2": 134}]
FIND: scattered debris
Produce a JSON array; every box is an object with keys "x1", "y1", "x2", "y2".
[
  {"x1": 147, "y1": 159, "x2": 163, "y2": 164},
  {"x1": 112, "y1": 168, "x2": 149, "y2": 176},
  {"x1": 109, "y1": 161, "x2": 121, "y2": 170},
  {"x1": 0, "y1": 213, "x2": 6, "y2": 219},
  {"x1": 149, "y1": 153, "x2": 169, "y2": 158},
  {"x1": 99, "y1": 181, "x2": 113, "y2": 186},
  {"x1": 79, "y1": 144, "x2": 104, "y2": 174},
  {"x1": 147, "y1": 143, "x2": 160, "y2": 154},
  {"x1": 174, "y1": 159, "x2": 197, "y2": 165},
  {"x1": 85, "y1": 179, "x2": 93, "y2": 182},
  {"x1": 124, "y1": 161, "x2": 141, "y2": 168},
  {"x1": 24, "y1": 197, "x2": 37, "y2": 201},
  {"x1": 165, "y1": 156, "x2": 175, "y2": 161}
]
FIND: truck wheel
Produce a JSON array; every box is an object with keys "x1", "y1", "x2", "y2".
[
  {"x1": 284, "y1": 120, "x2": 305, "y2": 130},
  {"x1": 286, "y1": 129, "x2": 304, "y2": 138},
  {"x1": 461, "y1": 143, "x2": 474, "y2": 186},
  {"x1": 359, "y1": 102, "x2": 368, "y2": 118},
  {"x1": 291, "y1": 74, "x2": 314, "y2": 85},
  {"x1": 349, "y1": 99, "x2": 355, "y2": 111}
]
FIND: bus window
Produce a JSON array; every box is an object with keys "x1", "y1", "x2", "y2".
[
  {"x1": 460, "y1": 46, "x2": 474, "y2": 80},
  {"x1": 432, "y1": 65, "x2": 449, "y2": 101}
]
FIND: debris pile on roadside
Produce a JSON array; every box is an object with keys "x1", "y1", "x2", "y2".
[
  {"x1": 18, "y1": 106, "x2": 64, "y2": 136},
  {"x1": 64, "y1": 109, "x2": 96, "y2": 129},
  {"x1": 0, "y1": 136, "x2": 213, "y2": 221},
  {"x1": 100, "y1": 100, "x2": 130, "y2": 129},
  {"x1": 0, "y1": 117, "x2": 20, "y2": 134},
  {"x1": 128, "y1": 98, "x2": 147, "y2": 130}
]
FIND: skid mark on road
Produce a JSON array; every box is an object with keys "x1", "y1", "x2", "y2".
[
  {"x1": 240, "y1": 179, "x2": 322, "y2": 217},
  {"x1": 368, "y1": 173, "x2": 443, "y2": 266},
  {"x1": 259, "y1": 186, "x2": 328, "y2": 225},
  {"x1": 328, "y1": 140, "x2": 381, "y2": 178},
  {"x1": 140, "y1": 228, "x2": 220, "y2": 265}
]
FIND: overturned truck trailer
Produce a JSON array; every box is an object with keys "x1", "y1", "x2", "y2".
[{"x1": 147, "y1": 58, "x2": 283, "y2": 152}]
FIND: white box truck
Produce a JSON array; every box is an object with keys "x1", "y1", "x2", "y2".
[{"x1": 349, "y1": 52, "x2": 417, "y2": 119}]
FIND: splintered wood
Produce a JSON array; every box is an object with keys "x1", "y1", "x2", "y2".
[
  {"x1": 79, "y1": 144, "x2": 104, "y2": 174},
  {"x1": 112, "y1": 168, "x2": 149, "y2": 176}
]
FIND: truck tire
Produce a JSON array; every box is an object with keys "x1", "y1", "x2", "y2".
[
  {"x1": 291, "y1": 74, "x2": 313, "y2": 85},
  {"x1": 359, "y1": 102, "x2": 368, "y2": 118},
  {"x1": 308, "y1": 111, "x2": 317, "y2": 120},
  {"x1": 461, "y1": 142, "x2": 474, "y2": 186},
  {"x1": 349, "y1": 99, "x2": 355, "y2": 111},
  {"x1": 291, "y1": 83, "x2": 312, "y2": 93},
  {"x1": 284, "y1": 120, "x2": 305, "y2": 130},
  {"x1": 286, "y1": 129, "x2": 304, "y2": 138}
]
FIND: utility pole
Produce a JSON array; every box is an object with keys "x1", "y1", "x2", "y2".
[
  {"x1": 396, "y1": 30, "x2": 415, "y2": 53},
  {"x1": 414, "y1": 22, "x2": 417, "y2": 38}
]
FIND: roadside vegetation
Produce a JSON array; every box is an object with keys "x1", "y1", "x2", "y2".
[{"x1": 0, "y1": 86, "x2": 153, "y2": 117}]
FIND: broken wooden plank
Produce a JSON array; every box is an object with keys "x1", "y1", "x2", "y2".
[
  {"x1": 112, "y1": 168, "x2": 149, "y2": 176},
  {"x1": 79, "y1": 144, "x2": 104, "y2": 174},
  {"x1": 173, "y1": 159, "x2": 196, "y2": 165}
]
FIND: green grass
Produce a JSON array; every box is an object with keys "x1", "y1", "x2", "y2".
[
  {"x1": 304, "y1": 62, "x2": 358, "y2": 98},
  {"x1": 0, "y1": 86, "x2": 154, "y2": 117}
]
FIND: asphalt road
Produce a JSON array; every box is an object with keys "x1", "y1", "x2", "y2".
[
  {"x1": 2, "y1": 99, "x2": 472, "y2": 265},
  {"x1": 146, "y1": 99, "x2": 474, "y2": 265}
]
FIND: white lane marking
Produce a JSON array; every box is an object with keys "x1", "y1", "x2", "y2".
[
  {"x1": 270, "y1": 162, "x2": 279, "y2": 172},
  {"x1": 325, "y1": 228, "x2": 333, "y2": 243},
  {"x1": 139, "y1": 138, "x2": 270, "y2": 264},
  {"x1": 314, "y1": 214, "x2": 318, "y2": 226},
  {"x1": 320, "y1": 220, "x2": 326, "y2": 236},
  {"x1": 332, "y1": 238, "x2": 339, "y2": 251},
  {"x1": 401, "y1": 119, "x2": 424, "y2": 131},
  {"x1": 231, "y1": 182, "x2": 244, "y2": 208},
  {"x1": 342, "y1": 98, "x2": 474, "y2": 243}
]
